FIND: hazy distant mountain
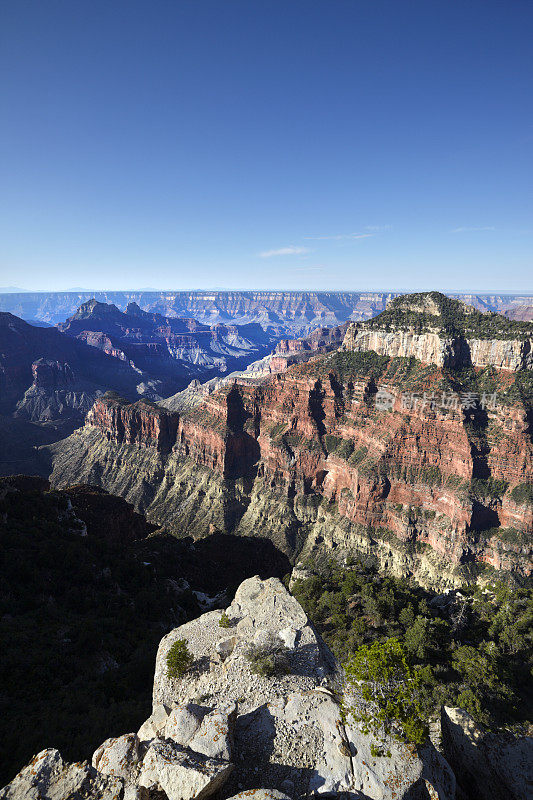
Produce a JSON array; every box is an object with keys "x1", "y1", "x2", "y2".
[
  {"x1": 58, "y1": 298, "x2": 279, "y2": 389},
  {"x1": 1, "y1": 289, "x2": 532, "y2": 330}
]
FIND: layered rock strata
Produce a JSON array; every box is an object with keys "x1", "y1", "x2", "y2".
[
  {"x1": 2, "y1": 289, "x2": 533, "y2": 329},
  {"x1": 343, "y1": 325, "x2": 533, "y2": 371},
  {"x1": 48, "y1": 349, "x2": 532, "y2": 588}
]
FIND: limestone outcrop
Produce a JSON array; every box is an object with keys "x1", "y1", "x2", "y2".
[
  {"x1": 0, "y1": 749, "x2": 123, "y2": 800},
  {"x1": 342, "y1": 292, "x2": 533, "y2": 371},
  {"x1": 1, "y1": 576, "x2": 456, "y2": 800},
  {"x1": 343, "y1": 324, "x2": 533, "y2": 371},
  {"x1": 343, "y1": 327, "x2": 457, "y2": 368},
  {"x1": 150, "y1": 576, "x2": 455, "y2": 799}
]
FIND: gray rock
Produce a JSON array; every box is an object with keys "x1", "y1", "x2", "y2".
[
  {"x1": 149, "y1": 575, "x2": 455, "y2": 799},
  {"x1": 441, "y1": 706, "x2": 533, "y2": 800},
  {"x1": 226, "y1": 792, "x2": 292, "y2": 800},
  {"x1": 237, "y1": 690, "x2": 352, "y2": 795},
  {"x1": 123, "y1": 788, "x2": 148, "y2": 800},
  {"x1": 164, "y1": 703, "x2": 207, "y2": 745},
  {"x1": 137, "y1": 702, "x2": 169, "y2": 742},
  {"x1": 288, "y1": 563, "x2": 315, "y2": 591},
  {"x1": 216, "y1": 636, "x2": 238, "y2": 661},
  {"x1": 0, "y1": 749, "x2": 123, "y2": 800},
  {"x1": 139, "y1": 739, "x2": 233, "y2": 800},
  {"x1": 92, "y1": 732, "x2": 140, "y2": 783},
  {"x1": 189, "y1": 703, "x2": 237, "y2": 761}
]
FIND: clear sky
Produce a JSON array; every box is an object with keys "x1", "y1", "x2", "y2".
[{"x1": 1, "y1": 0, "x2": 532, "y2": 292}]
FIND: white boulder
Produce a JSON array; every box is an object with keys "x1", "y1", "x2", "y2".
[
  {"x1": 92, "y1": 732, "x2": 140, "y2": 783},
  {"x1": 189, "y1": 703, "x2": 237, "y2": 761},
  {"x1": 139, "y1": 739, "x2": 233, "y2": 800},
  {"x1": 137, "y1": 702, "x2": 169, "y2": 742},
  {"x1": 164, "y1": 703, "x2": 207, "y2": 745},
  {"x1": 0, "y1": 749, "x2": 123, "y2": 800}
]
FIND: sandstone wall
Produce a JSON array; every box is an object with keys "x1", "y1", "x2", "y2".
[
  {"x1": 343, "y1": 324, "x2": 533, "y2": 371},
  {"x1": 49, "y1": 363, "x2": 533, "y2": 589}
]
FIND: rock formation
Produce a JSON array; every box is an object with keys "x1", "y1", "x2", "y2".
[
  {"x1": 0, "y1": 310, "x2": 165, "y2": 453},
  {"x1": 47, "y1": 340, "x2": 532, "y2": 587},
  {"x1": 343, "y1": 293, "x2": 533, "y2": 372},
  {"x1": 0, "y1": 312, "x2": 145, "y2": 411},
  {"x1": 57, "y1": 299, "x2": 280, "y2": 394},
  {"x1": 1, "y1": 576, "x2": 459, "y2": 800},
  {"x1": 440, "y1": 707, "x2": 532, "y2": 800},
  {"x1": 14, "y1": 357, "x2": 101, "y2": 425},
  {"x1": 2, "y1": 289, "x2": 533, "y2": 330},
  {"x1": 0, "y1": 749, "x2": 124, "y2": 800},
  {"x1": 271, "y1": 324, "x2": 351, "y2": 374}
]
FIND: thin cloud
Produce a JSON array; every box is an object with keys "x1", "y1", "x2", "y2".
[
  {"x1": 258, "y1": 245, "x2": 311, "y2": 258},
  {"x1": 303, "y1": 232, "x2": 374, "y2": 241},
  {"x1": 292, "y1": 265, "x2": 325, "y2": 272},
  {"x1": 303, "y1": 225, "x2": 391, "y2": 240},
  {"x1": 452, "y1": 226, "x2": 496, "y2": 233}
]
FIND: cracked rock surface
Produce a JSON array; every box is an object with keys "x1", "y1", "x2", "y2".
[{"x1": 1, "y1": 576, "x2": 455, "y2": 800}]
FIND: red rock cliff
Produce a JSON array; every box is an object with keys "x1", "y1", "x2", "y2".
[
  {"x1": 82, "y1": 351, "x2": 532, "y2": 579},
  {"x1": 86, "y1": 395, "x2": 179, "y2": 453}
]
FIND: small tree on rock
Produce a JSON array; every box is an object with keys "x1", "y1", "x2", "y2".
[
  {"x1": 344, "y1": 637, "x2": 429, "y2": 747},
  {"x1": 166, "y1": 639, "x2": 193, "y2": 680}
]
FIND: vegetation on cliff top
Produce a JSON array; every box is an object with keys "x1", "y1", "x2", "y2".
[
  {"x1": 292, "y1": 556, "x2": 533, "y2": 736},
  {"x1": 363, "y1": 292, "x2": 533, "y2": 340}
]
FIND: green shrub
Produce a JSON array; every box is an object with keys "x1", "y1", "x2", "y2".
[
  {"x1": 510, "y1": 483, "x2": 533, "y2": 506},
  {"x1": 244, "y1": 635, "x2": 291, "y2": 677},
  {"x1": 219, "y1": 612, "x2": 232, "y2": 628},
  {"x1": 166, "y1": 639, "x2": 193, "y2": 679},
  {"x1": 344, "y1": 638, "x2": 429, "y2": 746},
  {"x1": 269, "y1": 422, "x2": 286, "y2": 439},
  {"x1": 292, "y1": 556, "x2": 533, "y2": 732},
  {"x1": 470, "y1": 477, "x2": 509, "y2": 500},
  {"x1": 323, "y1": 350, "x2": 390, "y2": 382},
  {"x1": 324, "y1": 434, "x2": 355, "y2": 460},
  {"x1": 348, "y1": 446, "x2": 368, "y2": 465}
]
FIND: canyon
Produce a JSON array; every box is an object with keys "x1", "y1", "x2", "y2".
[
  {"x1": 44, "y1": 294, "x2": 533, "y2": 590},
  {"x1": 0, "y1": 300, "x2": 282, "y2": 474},
  {"x1": 2, "y1": 289, "x2": 533, "y2": 331},
  {"x1": 58, "y1": 299, "x2": 279, "y2": 393},
  {"x1": 2, "y1": 292, "x2": 532, "y2": 800}
]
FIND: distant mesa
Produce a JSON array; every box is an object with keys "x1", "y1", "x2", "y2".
[{"x1": 1, "y1": 289, "x2": 532, "y2": 332}]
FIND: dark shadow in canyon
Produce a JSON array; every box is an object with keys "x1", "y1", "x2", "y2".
[
  {"x1": 469, "y1": 500, "x2": 500, "y2": 532},
  {"x1": 308, "y1": 379, "x2": 326, "y2": 438},
  {"x1": 328, "y1": 372, "x2": 345, "y2": 417}
]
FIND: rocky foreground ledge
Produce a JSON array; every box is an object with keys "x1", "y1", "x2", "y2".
[{"x1": 2, "y1": 577, "x2": 530, "y2": 800}]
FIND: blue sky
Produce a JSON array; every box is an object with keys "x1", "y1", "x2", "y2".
[{"x1": 1, "y1": 0, "x2": 531, "y2": 292}]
